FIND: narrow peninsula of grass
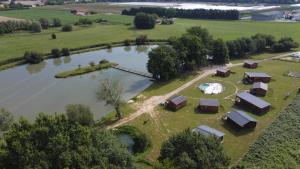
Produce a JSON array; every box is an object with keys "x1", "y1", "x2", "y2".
[{"x1": 55, "y1": 61, "x2": 117, "y2": 78}]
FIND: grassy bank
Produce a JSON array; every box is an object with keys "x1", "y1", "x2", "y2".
[
  {"x1": 55, "y1": 61, "x2": 117, "y2": 78},
  {"x1": 238, "y1": 93, "x2": 300, "y2": 169},
  {"x1": 1, "y1": 8, "x2": 300, "y2": 63},
  {"x1": 125, "y1": 60, "x2": 300, "y2": 165}
]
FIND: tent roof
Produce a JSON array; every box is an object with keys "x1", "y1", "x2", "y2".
[
  {"x1": 227, "y1": 110, "x2": 257, "y2": 127},
  {"x1": 193, "y1": 125, "x2": 225, "y2": 138},
  {"x1": 237, "y1": 92, "x2": 271, "y2": 109}
]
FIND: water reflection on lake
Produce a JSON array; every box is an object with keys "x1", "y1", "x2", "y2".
[{"x1": 0, "y1": 45, "x2": 155, "y2": 121}]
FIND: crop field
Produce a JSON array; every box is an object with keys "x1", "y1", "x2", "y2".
[
  {"x1": 1, "y1": 8, "x2": 300, "y2": 62},
  {"x1": 126, "y1": 60, "x2": 300, "y2": 165},
  {"x1": 238, "y1": 93, "x2": 300, "y2": 169}
]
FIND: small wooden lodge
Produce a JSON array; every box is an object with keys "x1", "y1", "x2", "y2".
[
  {"x1": 216, "y1": 68, "x2": 230, "y2": 77},
  {"x1": 244, "y1": 72, "x2": 272, "y2": 84},
  {"x1": 166, "y1": 95, "x2": 187, "y2": 111},
  {"x1": 193, "y1": 125, "x2": 225, "y2": 142},
  {"x1": 235, "y1": 92, "x2": 271, "y2": 113},
  {"x1": 244, "y1": 60, "x2": 258, "y2": 69},
  {"x1": 198, "y1": 98, "x2": 220, "y2": 113},
  {"x1": 226, "y1": 110, "x2": 257, "y2": 128},
  {"x1": 251, "y1": 82, "x2": 268, "y2": 96}
]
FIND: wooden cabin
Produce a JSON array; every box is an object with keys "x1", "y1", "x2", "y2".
[
  {"x1": 216, "y1": 68, "x2": 230, "y2": 77},
  {"x1": 235, "y1": 92, "x2": 271, "y2": 113},
  {"x1": 166, "y1": 95, "x2": 187, "y2": 111},
  {"x1": 250, "y1": 82, "x2": 268, "y2": 96},
  {"x1": 244, "y1": 72, "x2": 271, "y2": 84},
  {"x1": 244, "y1": 60, "x2": 258, "y2": 69},
  {"x1": 198, "y1": 98, "x2": 220, "y2": 113},
  {"x1": 193, "y1": 125, "x2": 225, "y2": 142},
  {"x1": 226, "y1": 110, "x2": 257, "y2": 128}
]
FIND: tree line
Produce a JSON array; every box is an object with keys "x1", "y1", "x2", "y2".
[
  {"x1": 122, "y1": 7, "x2": 240, "y2": 20},
  {"x1": 147, "y1": 26, "x2": 298, "y2": 81}
]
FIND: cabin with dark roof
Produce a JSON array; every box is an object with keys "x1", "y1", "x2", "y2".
[
  {"x1": 166, "y1": 95, "x2": 187, "y2": 111},
  {"x1": 235, "y1": 92, "x2": 271, "y2": 113},
  {"x1": 251, "y1": 82, "x2": 268, "y2": 96},
  {"x1": 244, "y1": 60, "x2": 258, "y2": 69},
  {"x1": 216, "y1": 68, "x2": 230, "y2": 77},
  {"x1": 193, "y1": 125, "x2": 225, "y2": 142},
  {"x1": 226, "y1": 110, "x2": 257, "y2": 128},
  {"x1": 198, "y1": 98, "x2": 220, "y2": 113},
  {"x1": 244, "y1": 72, "x2": 271, "y2": 84}
]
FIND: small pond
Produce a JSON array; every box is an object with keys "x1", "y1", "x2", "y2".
[
  {"x1": 0, "y1": 45, "x2": 156, "y2": 121},
  {"x1": 118, "y1": 133, "x2": 135, "y2": 153}
]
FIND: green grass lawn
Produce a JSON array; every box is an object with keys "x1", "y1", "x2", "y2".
[
  {"x1": 126, "y1": 60, "x2": 300, "y2": 166},
  {"x1": 1, "y1": 8, "x2": 300, "y2": 62}
]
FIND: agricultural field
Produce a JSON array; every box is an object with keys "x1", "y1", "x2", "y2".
[
  {"x1": 126, "y1": 60, "x2": 300, "y2": 166},
  {"x1": 238, "y1": 93, "x2": 300, "y2": 169},
  {"x1": 1, "y1": 8, "x2": 300, "y2": 62}
]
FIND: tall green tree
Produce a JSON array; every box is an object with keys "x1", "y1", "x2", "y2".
[
  {"x1": 212, "y1": 39, "x2": 229, "y2": 64},
  {"x1": 147, "y1": 45, "x2": 179, "y2": 81},
  {"x1": 65, "y1": 104, "x2": 94, "y2": 126},
  {"x1": 39, "y1": 18, "x2": 49, "y2": 29},
  {"x1": 158, "y1": 129, "x2": 230, "y2": 169},
  {"x1": 134, "y1": 12, "x2": 156, "y2": 29},
  {"x1": 186, "y1": 26, "x2": 213, "y2": 49},
  {"x1": 0, "y1": 108, "x2": 13, "y2": 134},
  {"x1": 0, "y1": 113, "x2": 135, "y2": 169}
]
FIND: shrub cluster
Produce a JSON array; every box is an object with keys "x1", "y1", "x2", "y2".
[
  {"x1": 23, "y1": 51, "x2": 43, "y2": 64},
  {"x1": 0, "y1": 20, "x2": 40, "y2": 34},
  {"x1": 61, "y1": 25, "x2": 72, "y2": 32},
  {"x1": 134, "y1": 12, "x2": 156, "y2": 29}
]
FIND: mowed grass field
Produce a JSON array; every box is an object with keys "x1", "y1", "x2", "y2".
[
  {"x1": 126, "y1": 60, "x2": 300, "y2": 166},
  {"x1": 1, "y1": 8, "x2": 300, "y2": 62}
]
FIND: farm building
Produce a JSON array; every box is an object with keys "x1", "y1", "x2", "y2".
[
  {"x1": 244, "y1": 60, "x2": 258, "y2": 69},
  {"x1": 71, "y1": 10, "x2": 89, "y2": 16},
  {"x1": 251, "y1": 82, "x2": 268, "y2": 96},
  {"x1": 251, "y1": 11, "x2": 283, "y2": 21},
  {"x1": 197, "y1": 98, "x2": 220, "y2": 113},
  {"x1": 235, "y1": 92, "x2": 271, "y2": 113},
  {"x1": 226, "y1": 110, "x2": 257, "y2": 128},
  {"x1": 166, "y1": 95, "x2": 187, "y2": 111},
  {"x1": 244, "y1": 72, "x2": 272, "y2": 84},
  {"x1": 216, "y1": 68, "x2": 230, "y2": 77},
  {"x1": 193, "y1": 125, "x2": 225, "y2": 142}
]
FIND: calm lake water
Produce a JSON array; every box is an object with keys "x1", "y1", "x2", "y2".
[{"x1": 0, "y1": 45, "x2": 155, "y2": 121}]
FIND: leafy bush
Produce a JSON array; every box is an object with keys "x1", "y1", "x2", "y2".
[
  {"x1": 51, "y1": 33, "x2": 56, "y2": 39},
  {"x1": 61, "y1": 48, "x2": 70, "y2": 56},
  {"x1": 51, "y1": 48, "x2": 61, "y2": 58},
  {"x1": 30, "y1": 22, "x2": 42, "y2": 33},
  {"x1": 23, "y1": 51, "x2": 43, "y2": 64},
  {"x1": 134, "y1": 12, "x2": 156, "y2": 29},
  {"x1": 136, "y1": 34, "x2": 148, "y2": 45},
  {"x1": 75, "y1": 18, "x2": 93, "y2": 25},
  {"x1": 52, "y1": 18, "x2": 62, "y2": 27},
  {"x1": 124, "y1": 39, "x2": 131, "y2": 46},
  {"x1": 65, "y1": 104, "x2": 94, "y2": 126},
  {"x1": 39, "y1": 18, "x2": 49, "y2": 29},
  {"x1": 61, "y1": 25, "x2": 72, "y2": 32},
  {"x1": 99, "y1": 59, "x2": 109, "y2": 64},
  {"x1": 89, "y1": 61, "x2": 95, "y2": 67}
]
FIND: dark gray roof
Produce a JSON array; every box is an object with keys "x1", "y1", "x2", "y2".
[
  {"x1": 227, "y1": 110, "x2": 257, "y2": 127},
  {"x1": 199, "y1": 98, "x2": 220, "y2": 107},
  {"x1": 244, "y1": 60, "x2": 258, "y2": 65},
  {"x1": 217, "y1": 68, "x2": 229, "y2": 73},
  {"x1": 245, "y1": 72, "x2": 271, "y2": 78},
  {"x1": 193, "y1": 125, "x2": 225, "y2": 138},
  {"x1": 237, "y1": 92, "x2": 271, "y2": 109},
  {"x1": 253, "y1": 82, "x2": 268, "y2": 90},
  {"x1": 168, "y1": 95, "x2": 187, "y2": 105}
]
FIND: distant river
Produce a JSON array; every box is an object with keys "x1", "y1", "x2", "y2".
[
  {"x1": 111, "y1": 2, "x2": 280, "y2": 11},
  {"x1": 0, "y1": 45, "x2": 155, "y2": 121}
]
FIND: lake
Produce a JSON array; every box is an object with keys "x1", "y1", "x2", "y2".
[
  {"x1": 111, "y1": 2, "x2": 280, "y2": 11},
  {"x1": 0, "y1": 45, "x2": 155, "y2": 121}
]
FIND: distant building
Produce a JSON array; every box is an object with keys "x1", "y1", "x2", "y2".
[
  {"x1": 216, "y1": 68, "x2": 230, "y2": 77},
  {"x1": 14, "y1": 1, "x2": 44, "y2": 7},
  {"x1": 251, "y1": 82, "x2": 268, "y2": 96},
  {"x1": 244, "y1": 72, "x2": 272, "y2": 84},
  {"x1": 71, "y1": 9, "x2": 89, "y2": 16},
  {"x1": 291, "y1": 52, "x2": 300, "y2": 58},
  {"x1": 244, "y1": 60, "x2": 258, "y2": 69},
  {"x1": 166, "y1": 95, "x2": 187, "y2": 111},
  {"x1": 226, "y1": 110, "x2": 257, "y2": 128},
  {"x1": 251, "y1": 11, "x2": 283, "y2": 21},
  {"x1": 235, "y1": 92, "x2": 271, "y2": 113},
  {"x1": 193, "y1": 125, "x2": 225, "y2": 142}
]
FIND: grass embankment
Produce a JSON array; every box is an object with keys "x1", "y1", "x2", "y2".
[
  {"x1": 1, "y1": 8, "x2": 300, "y2": 63},
  {"x1": 238, "y1": 93, "x2": 300, "y2": 169},
  {"x1": 55, "y1": 61, "x2": 117, "y2": 78},
  {"x1": 124, "y1": 60, "x2": 300, "y2": 165}
]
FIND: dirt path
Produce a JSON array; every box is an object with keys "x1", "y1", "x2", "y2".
[{"x1": 108, "y1": 52, "x2": 295, "y2": 129}]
